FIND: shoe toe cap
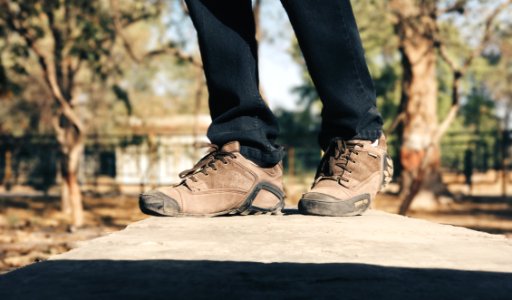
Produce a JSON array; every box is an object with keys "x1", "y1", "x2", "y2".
[{"x1": 139, "y1": 190, "x2": 180, "y2": 216}]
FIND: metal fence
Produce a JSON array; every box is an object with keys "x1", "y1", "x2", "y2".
[
  {"x1": 0, "y1": 131, "x2": 510, "y2": 194},
  {"x1": 440, "y1": 130, "x2": 512, "y2": 173},
  {"x1": 0, "y1": 134, "x2": 207, "y2": 194}
]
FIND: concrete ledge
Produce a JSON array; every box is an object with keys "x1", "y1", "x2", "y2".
[{"x1": 1, "y1": 210, "x2": 512, "y2": 299}]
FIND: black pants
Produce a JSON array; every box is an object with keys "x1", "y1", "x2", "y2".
[{"x1": 185, "y1": 0, "x2": 383, "y2": 167}]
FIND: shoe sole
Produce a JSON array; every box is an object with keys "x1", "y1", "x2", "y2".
[
  {"x1": 139, "y1": 181, "x2": 285, "y2": 217},
  {"x1": 298, "y1": 153, "x2": 394, "y2": 217},
  {"x1": 298, "y1": 192, "x2": 371, "y2": 217}
]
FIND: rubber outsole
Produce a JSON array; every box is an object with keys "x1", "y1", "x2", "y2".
[
  {"x1": 298, "y1": 192, "x2": 371, "y2": 217},
  {"x1": 139, "y1": 181, "x2": 285, "y2": 217}
]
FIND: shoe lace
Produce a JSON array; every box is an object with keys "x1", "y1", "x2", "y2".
[
  {"x1": 178, "y1": 143, "x2": 237, "y2": 183},
  {"x1": 314, "y1": 140, "x2": 362, "y2": 188}
]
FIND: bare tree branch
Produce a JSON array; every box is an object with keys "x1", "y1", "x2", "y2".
[
  {"x1": 437, "y1": 44, "x2": 457, "y2": 71},
  {"x1": 437, "y1": 0, "x2": 467, "y2": 15},
  {"x1": 52, "y1": 115, "x2": 67, "y2": 145},
  {"x1": 181, "y1": 0, "x2": 190, "y2": 16},
  {"x1": 110, "y1": 0, "x2": 142, "y2": 63},
  {"x1": 145, "y1": 45, "x2": 203, "y2": 68},
  {"x1": 42, "y1": 5, "x2": 66, "y2": 94},
  {"x1": 110, "y1": 0, "x2": 202, "y2": 68},
  {"x1": 385, "y1": 112, "x2": 406, "y2": 135},
  {"x1": 461, "y1": 0, "x2": 512, "y2": 72},
  {"x1": 435, "y1": 0, "x2": 512, "y2": 141}
]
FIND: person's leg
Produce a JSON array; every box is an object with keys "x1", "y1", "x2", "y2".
[
  {"x1": 139, "y1": 0, "x2": 286, "y2": 217},
  {"x1": 184, "y1": 0, "x2": 283, "y2": 167},
  {"x1": 280, "y1": 0, "x2": 383, "y2": 150},
  {"x1": 280, "y1": 0, "x2": 392, "y2": 217}
]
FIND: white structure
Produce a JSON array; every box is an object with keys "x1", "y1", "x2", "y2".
[{"x1": 114, "y1": 115, "x2": 211, "y2": 186}]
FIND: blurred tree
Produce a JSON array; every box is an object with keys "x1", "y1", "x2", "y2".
[
  {"x1": 390, "y1": 0, "x2": 512, "y2": 214},
  {"x1": 0, "y1": 0, "x2": 188, "y2": 226}
]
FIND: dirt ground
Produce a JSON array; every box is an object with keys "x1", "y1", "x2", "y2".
[
  {"x1": 0, "y1": 194, "x2": 146, "y2": 274},
  {"x1": 1, "y1": 178, "x2": 511, "y2": 274}
]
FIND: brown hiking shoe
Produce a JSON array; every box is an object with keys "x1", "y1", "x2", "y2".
[
  {"x1": 299, "y1": 134, "x2": 393, "y2": 217},
  {"x1": 139, "y1": 141, "x2": 285, "y2": 217}
]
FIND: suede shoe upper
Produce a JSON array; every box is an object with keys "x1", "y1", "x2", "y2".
[
  {"x1": 299, "y1": 134, "x2": 392, "y2": 216},
  {"x1": 139, "y1": 141, "x2": 284, "y2": 216}
]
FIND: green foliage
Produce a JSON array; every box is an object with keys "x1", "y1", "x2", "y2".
[
  {"x1": 0, "y1": 0, "x2": 195, "y2": 136},
  {"x1": 374, "y1": 64, "x2": 401, "y2": 131},
  {"x1": 275, "y1": 108, "x2": 319, "y2": 148},
  {"x1": 461, "y1": 87, "x2": 497, "y2": 130}
]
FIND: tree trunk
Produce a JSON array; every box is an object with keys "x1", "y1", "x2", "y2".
[
  {"x1": 503, "y1": 105, "x2": 511, "y2": 205},
  {"x1": 60, "y1": 169, "x2": 71, "y2": 215},
  {"x1": 57, "y1": 123, "x2": 85, "y2": 227},
  {"x1": 392, "y1": 1, "x2": 451, "y2": 214},
  {"x1": 3, "y1": 147, "x2": 13, "y2": 191}
]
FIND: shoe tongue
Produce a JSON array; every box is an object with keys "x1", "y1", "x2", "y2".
[
  {"x1": 332, "y1": 140, "x2": 356, "y2": 157},
  {"x1": 335, "y1": 139, "x2": 372, "y2": 152},
  {"x1": 329, "y1": 139, "x2": 365, "y2": 173},
  {"x1": 221, "y1": 141, "x2": 241, "y2": 153},
  {"x1": 333, "y1": 140, "x2": 346, "y2": 157}
]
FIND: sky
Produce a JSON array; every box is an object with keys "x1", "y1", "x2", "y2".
[
  {"x1": 163, "y1": 0, "x2": 303, "y2": 111},
  {"x1": 259, "y1": 33, "x2": 302, "y2": 110},
  {"x1": 258, "y1": 2, "x2": 303, "y2": 110}
]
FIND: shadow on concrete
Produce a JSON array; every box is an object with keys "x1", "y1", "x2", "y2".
[{"x1": 1, "y1": 260, "x2": 511, "y2": 299}]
